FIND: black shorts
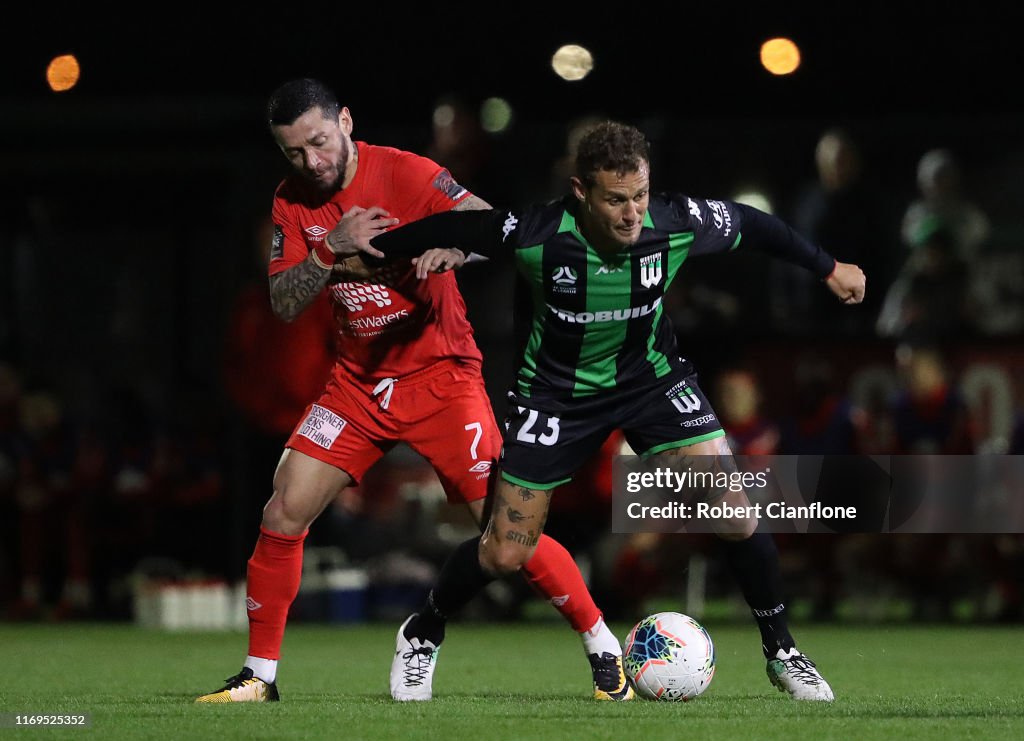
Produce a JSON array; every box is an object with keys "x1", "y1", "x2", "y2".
[{"x1": 499, "y1": 368, "x2": 725, "y2": 489}]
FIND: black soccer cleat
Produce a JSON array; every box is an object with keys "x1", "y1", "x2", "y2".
[{"x1": 588, "y1": 651, "x2": 635, "y2": 701}]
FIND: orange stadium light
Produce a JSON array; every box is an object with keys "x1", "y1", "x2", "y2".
[
  {"x1": 760, "y1": 38, "x2": 801, "y2": 76},
  {"x1": 46, "y1": 54, "x2": 81, "y2": 92}
]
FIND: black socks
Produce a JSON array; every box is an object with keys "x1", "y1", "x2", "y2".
[
  {"x1": 405, "y1": 536, "x2": 494, "y2": 645},
  {"x1": 722, "y1": 532, "x2": 796, "y2": 657}
]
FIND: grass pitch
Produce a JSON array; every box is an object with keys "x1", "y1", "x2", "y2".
[{"x1": 2, "y1": 621, "x2": 1023, "y2": 739}]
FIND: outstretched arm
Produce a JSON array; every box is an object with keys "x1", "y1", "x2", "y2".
[
  {"x1": 369, "y1": 208, "x2": 505, "y2": 260},
  {"x1": 408, "y1": 194, "x2": 495, "y2": 278},
  {"x1": 732, "y1": 203, "x2": 865, "y2": 305}
]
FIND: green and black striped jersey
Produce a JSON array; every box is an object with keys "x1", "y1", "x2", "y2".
[
  {"x1": 373, "y1": 192, "x2": 836, "y2": 410},
  {"x1": 500, "y1": 193, "x2": 746, "y2": 405}
]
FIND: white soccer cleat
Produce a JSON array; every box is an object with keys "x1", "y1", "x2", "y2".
[
  {"x1": 766, "y1": 647, "x2": 834, "y2": 701},
  {"x1": 390, "y1": 614, "x2": 441, "y2": 701}
]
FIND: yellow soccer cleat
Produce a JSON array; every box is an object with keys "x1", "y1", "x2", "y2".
[
  {"x1": 589, "y1": 652, "x2": 635, "y2": 701},
  {"x1": 195, "y1": 667, "x2": 280, "y2": 703}
]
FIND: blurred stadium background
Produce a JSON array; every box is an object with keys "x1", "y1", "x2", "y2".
[{"x1": 1, "y1": 7, "x2": 1022, "y2": 632}]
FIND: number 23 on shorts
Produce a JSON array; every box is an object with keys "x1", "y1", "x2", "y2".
[{"x1": 508, "y1": 405, "x2": 561, "y2": 446}]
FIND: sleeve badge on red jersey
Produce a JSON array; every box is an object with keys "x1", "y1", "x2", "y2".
[{"x1": 432, "y1": 170, "x2": 468, "y2": 201}]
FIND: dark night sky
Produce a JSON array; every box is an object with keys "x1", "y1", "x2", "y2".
[{"x1": 4, "y1": 5, "x2": 1021, "y2": 123}]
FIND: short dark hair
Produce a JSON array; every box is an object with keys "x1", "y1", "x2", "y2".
[
  {"x1": 266, "y1": 78, "x2": 341, "y2": 128},
  {"x1": 575, "y1": 121, "x2": 650, "y2": 187}
]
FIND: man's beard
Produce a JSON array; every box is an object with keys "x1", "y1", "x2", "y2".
[
  {"x1": 309, "y1": 165, "x2": 342, "y2": 192},
  {"x1": 308, "y1": 139, "x2": 350, "y2": 192}
]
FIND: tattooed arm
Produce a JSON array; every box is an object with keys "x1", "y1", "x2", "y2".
[
  {"x1": 454, "y1": 194, "x2": 492, "y2": 212},
  {"x1": 269, "y1": 203, "x2": 405, "y2": 320},
  {"x1": 453, "y1": 194, "x2": 491, "y2": 263},
  {"x1": 268, "y1": 254, "x2": 332, "y2": 322}
]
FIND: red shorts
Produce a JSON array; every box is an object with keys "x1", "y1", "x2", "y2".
[{"x1": 285, "y1": 359, "x2": 500, "y2": 504}]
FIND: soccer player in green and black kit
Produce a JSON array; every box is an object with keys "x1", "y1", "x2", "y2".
[{"x1": 371, "y1": 121, "x2": 864, "y2": 702}]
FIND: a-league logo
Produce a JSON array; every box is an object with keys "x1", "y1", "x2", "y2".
[{"x1": 552, "y1": 266, "x2": 577, "y2": 285}]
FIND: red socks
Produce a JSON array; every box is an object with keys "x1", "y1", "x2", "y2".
[
  {"x1": 521, "y1": 535, "x2": 601, "y2": 633},
  {"x1": 244, "y1": 527, "x2": 599, "y2": 655},
  {"x1": 246, "y1": 526, "x2": 306, "y2": 660}
]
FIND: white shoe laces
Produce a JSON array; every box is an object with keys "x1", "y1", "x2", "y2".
[
  {"x1": 400, "y1": 645, "x2": 436, "y2": 687},
  {"x1": 372, "y1": 377, "x2": 397, "y2": 409}
]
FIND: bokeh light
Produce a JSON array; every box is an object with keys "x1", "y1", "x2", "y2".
[
  {"x1": 551, "y1": 44, "x2": 594, "y2": 81},
  {"x1": 760, "y1": 38, "x2": 800, "y2": 76},
  {"x1": 432, "y1": 103, "x2": 456, "y2": 128},
  {"x1": 731, "y1": 189, "x2": 774, "y2": 214},
  {"x1": 480, "y1": 97, "x2": 513, "y2": 133},
  {"x1": 47, "y1": 54, "x2": 81, "y2": 92}
]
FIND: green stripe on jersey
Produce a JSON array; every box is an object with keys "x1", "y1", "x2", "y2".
[
  {"x1": 515, "y1": 242, "x2": 547, "y2": 395},
  {"x1": 645, "y1": 301, "x2": 673, "y2": 378},
  {"x1": 642, "y1": 231, "x2": 693, "y2": 377},
  {"x1": 573, "y1": 248, "x2": 632, "y2": 395},
  {"x1": 666, "y1": 232, "x2": 693, "y2": 286},
  {"x1": 558, "y1": 210, "x2": 576, "y2": 233}
]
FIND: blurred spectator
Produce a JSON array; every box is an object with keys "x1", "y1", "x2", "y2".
[
  {"x1": 876, "y1": 224, "x2": 973, "y2": 343},
  {"x1": 149, "y1": 384, "x2": 228, "y2": 572},
  {"x1": 890, "y1": 343, "x2": 975, "y2": 454},
  {"x1": 963, "y1": 229, "x2": 1024, "y2": 337},
  {"x1": 715, "y1": 368, "x2": 780, "y2": 455},
  {"x1": 223, "y1": 216, "x2": 335, "y2": 440},
  {"x1": 221, "y1": 216, "x2": 335, "y2": 571},
  {"x1": 94, "y1": 386, "x2": 162, "y2": 615},
  {"x1": 8, "y1": 385, "x2": 96, "y2": 620},
  {"x1": 777, "y1": 353, "x2": 863, "y2": 455},
  {"x1": 773, "y1": 128, "x2": 900, "y2": 336},
  {"x1": 901, "y1": 148, "x2": 991, "y2": 261}
]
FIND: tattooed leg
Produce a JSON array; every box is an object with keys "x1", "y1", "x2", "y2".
[
  {"x1": 479, "y1": 477, "x2": 553, "y2": 575},
  {"x1": 655, "y1": 436, "x2": 757, "y2": 539}
]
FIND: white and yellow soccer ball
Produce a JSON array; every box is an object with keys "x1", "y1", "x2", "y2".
[{"x1": 623, "y1": 611, "x2": 716, "y2": 701}]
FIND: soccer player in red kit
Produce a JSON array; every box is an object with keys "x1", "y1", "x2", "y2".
[{"x1": 196, "y1": 79, "x2": 631, "y2": 703}]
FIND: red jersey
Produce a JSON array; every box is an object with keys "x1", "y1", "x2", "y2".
[{"x1": 269, "y1": 142, "x2": 482, "y2": 382}]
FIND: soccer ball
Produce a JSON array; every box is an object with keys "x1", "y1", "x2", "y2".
[{"x1": 623, "y1": 611, "x2": 716, "y2": 701}]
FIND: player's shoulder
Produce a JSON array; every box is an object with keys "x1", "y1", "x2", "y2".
[
  {"x1": 360, "y1": 142, "x2": 441, "y2": 172},
  {"x1": 359, "y1": 142, "x2": 463, "y2": 201},
  {"x1": 505, "y1": 196, "x2": 576, "y2": 246},
  {"x1": 646, "y1": 191, "x2": 700, "y2": 231}
]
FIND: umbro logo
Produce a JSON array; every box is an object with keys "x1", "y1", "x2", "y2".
[
  {"x1": 245, "y1": 597, "x2": 263, "y2": 612},
  {"x1": 304, "y1": 225, "x2": 329, "y2": 241},
  {"x1": 596, "y1": 264, "x2": 623, "y2": 275}
]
